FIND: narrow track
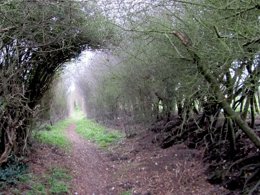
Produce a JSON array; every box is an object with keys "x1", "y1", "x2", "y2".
[{"x1": 66, "y1": 124, "x2": 111, "y2": 194}]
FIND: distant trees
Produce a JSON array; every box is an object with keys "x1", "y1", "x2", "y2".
[
  {"x1": 0, "y1": 0, "x2": 114, "y2": 164},
  {"x1": 39, "y1": 74, "x2": 70, "y2": 125}
]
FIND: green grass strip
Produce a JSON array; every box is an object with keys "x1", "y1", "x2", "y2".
[
  {"x1": 36, "y1": 119, "x2": 71, "y2": 150},
  {"x1": 18, "y1": 167, "x2": 71, "y2": 195},
  {"x1": 73, "y1": 111, "x2": 122, "y2": 148},
  {"x1": 35, "y1": 111, "x2": 122, "y2": 149}
]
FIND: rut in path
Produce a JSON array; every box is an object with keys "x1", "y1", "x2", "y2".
[{"x1": 65, "y1": 124, "x2": 111, "y2": 194}]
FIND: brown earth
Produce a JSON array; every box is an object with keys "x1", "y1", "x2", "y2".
[
  {"x1": 23, "y1": 124, "x2": 229, "y2": 195},
  {"x1": 104, "y1": 130, "x2": 228, "y2": 195},
  {"x1": 65, "y1": 124, "x2": 112, "y2": 194}
]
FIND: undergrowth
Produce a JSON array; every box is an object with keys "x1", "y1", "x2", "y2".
[
  {"x1": 0, "y1": 157, "x2": 27, "y2": 190},
  {"x1": 10, "y1": 167, "x2": 71, "y2": 194},
  {"x1": 0, "y1": 158, "x2": 71, "y2": 195}
]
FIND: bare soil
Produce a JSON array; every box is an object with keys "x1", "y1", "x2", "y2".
[
  {"x1": 26, "y1": 124, "x2": 229, "y2": 195},
  {"x1": 104, "y1": 130, "x2": 228, "y2": 195}
]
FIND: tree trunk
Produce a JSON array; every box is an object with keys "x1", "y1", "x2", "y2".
[
  {"x1": 172, "y1": 31, "x2": 260, "y2": 148},
  {"x1": 197, "y1": 57, "x2": 260, "y2": 148}
]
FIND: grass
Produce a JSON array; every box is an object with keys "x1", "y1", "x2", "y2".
[
  {"x1": 12, "y1": 167, "x2": 72, "y2": 195},
  {"x1": 2, "y1": 166, "x2": 71, "y2": 195},
  {"x1": 35, "y1": 110, "x2": 122, "y2": 149},
  {"x1": 48, "y1": 167, "x2": 72, "y2": 194},
  {"x1": 35, "y1": 119, "x2": 71, "y2": 150},
  {"x1": 72, "y1": 111, "x2": 122, "y2": 148},
  {"x1": 121, "y1": 191, "x2": 132, "y2": 195}
]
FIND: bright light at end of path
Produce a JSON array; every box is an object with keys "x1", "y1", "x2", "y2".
[
  {"x1": 68, "y1": 82, "x2": 75, "y2": 93},
  {"x1": 77, "y1": 50, "x2": 95, "y2": 66},
  {"x1": 65, "y1": 49, "x2": 94, "y2": 93}
]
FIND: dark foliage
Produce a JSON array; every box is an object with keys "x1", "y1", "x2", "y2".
[{"x1": 0, "y1": 157, "x2": 27, "y2": 186}]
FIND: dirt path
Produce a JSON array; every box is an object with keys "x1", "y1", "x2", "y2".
[
  {"x1": 65, "y1": 124, "x2": 111, "y2": 194},
  {"x1": 26, "y1": 123, "x2": 229, "y2": 195},
  {"x1": 64, "y1": 124, "x2": 229, "y2": 195}
]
